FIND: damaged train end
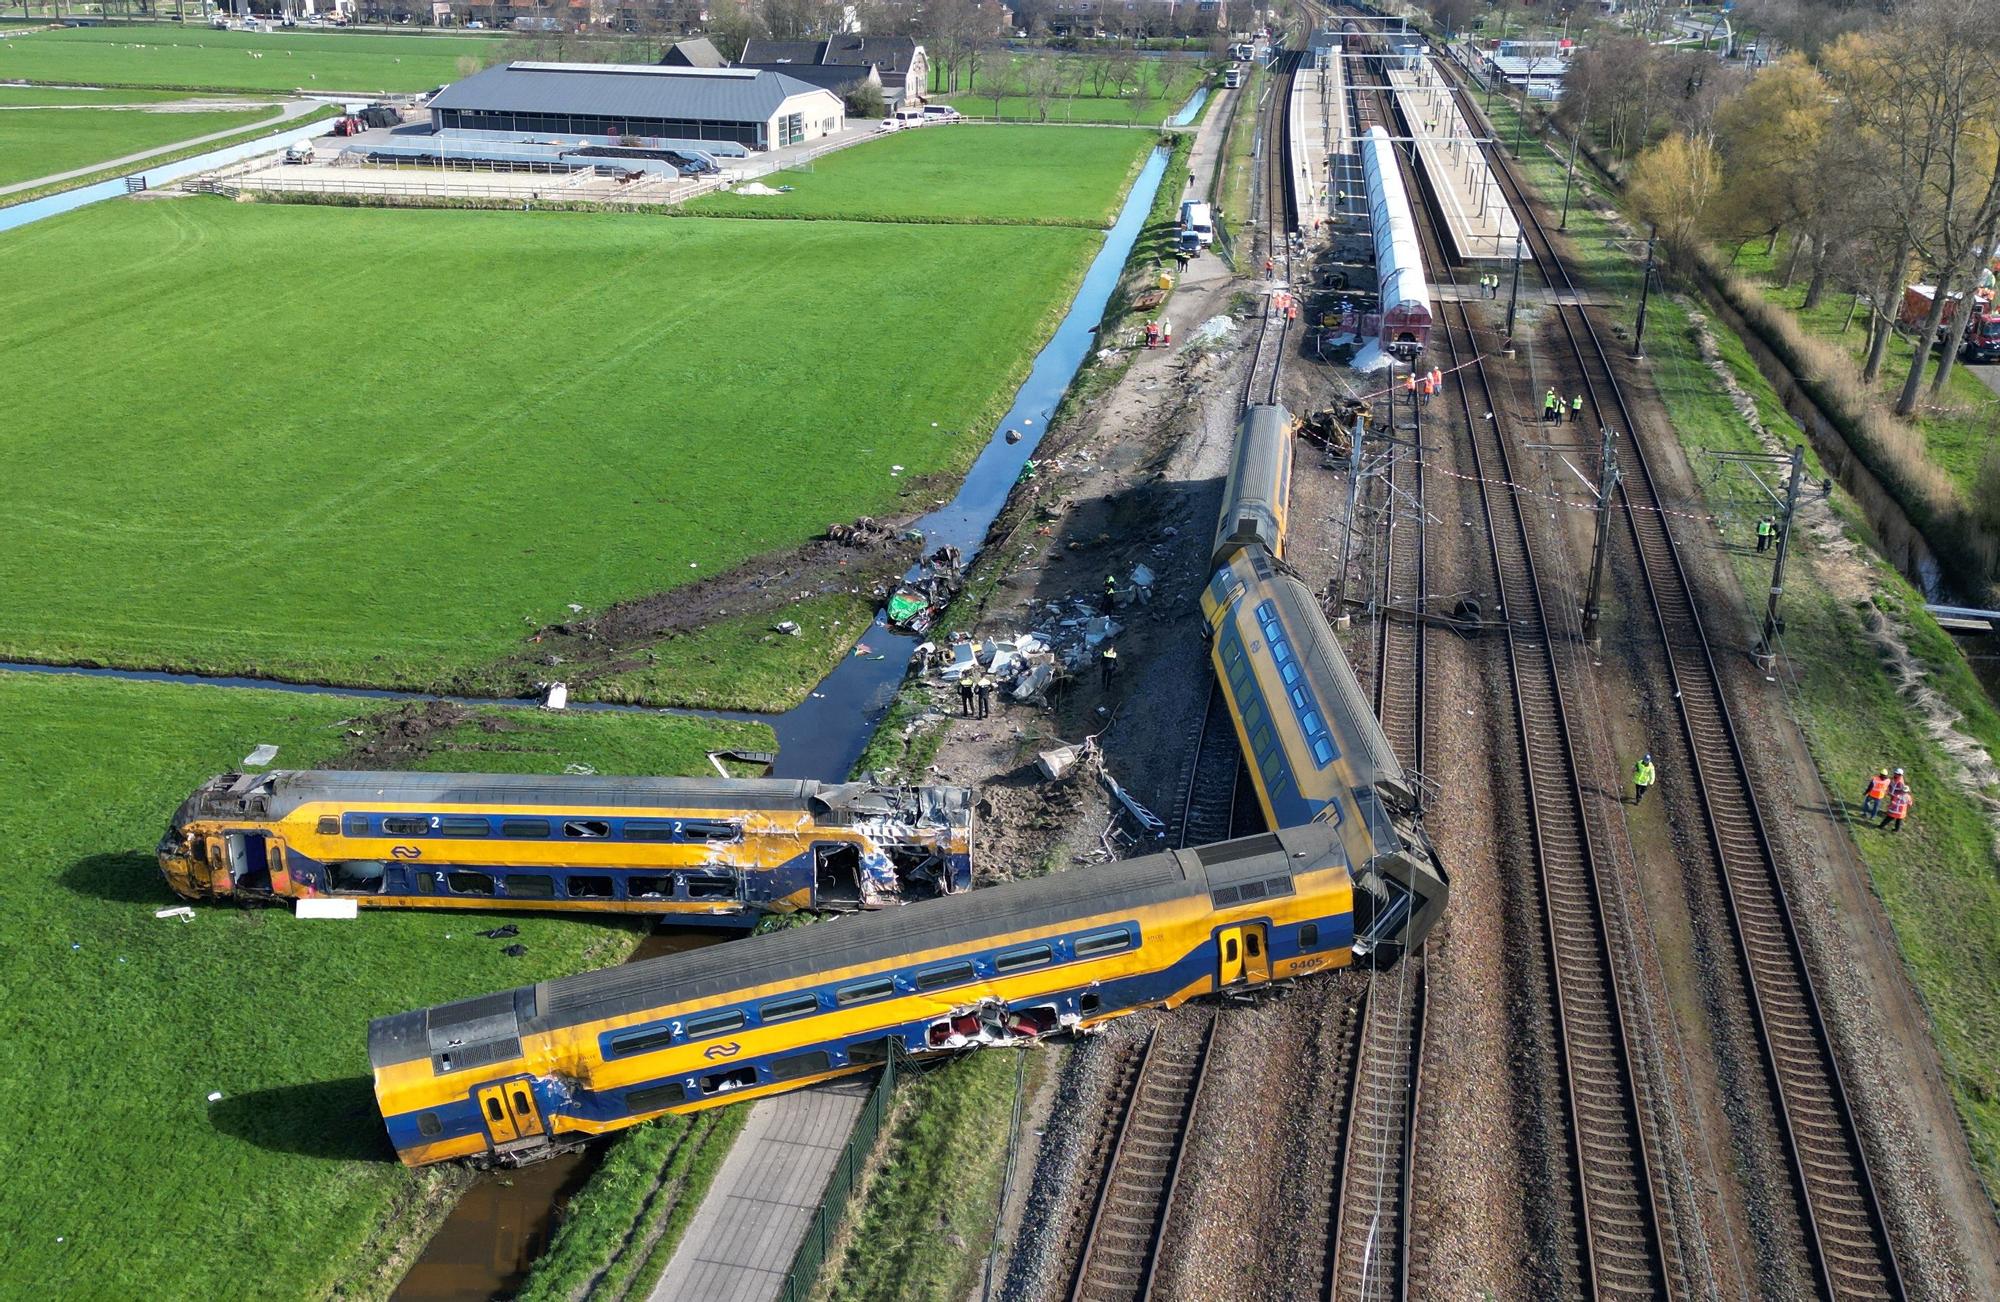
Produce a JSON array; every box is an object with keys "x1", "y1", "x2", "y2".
[
  {"x1": 156, "y1": 770, "x2": 972, "y2": 918},
  {"x1": 369, "y1": 824, "x2": 1370, "y2": 1169}
]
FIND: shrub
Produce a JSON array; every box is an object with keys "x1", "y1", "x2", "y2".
[{"x1": 842, "y1": 79, "x2": 886, "y2": 119}]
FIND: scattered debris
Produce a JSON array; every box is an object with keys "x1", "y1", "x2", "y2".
[
  {"x1": 1194, "y1": 315, "x2": 1237, "y2": 343},
  {"x1": 775, "y1": 620, "x2": 801, "y2": 636},
  {"x1": 154, "y1": 906, "x2": 194, "y2": 923},
  {"x1": 542, "y1": 682, "x2": 569, "y2": 710},
  {"x1": 1038, "y1": 745, "x2": 1081, "y2": 780},
  {"x1": 1006, "y1": 428, "x2": 1024, "y2": 444},
  {"x1": 241, "y1": 743, "x2": 278, "y2": 767},
  {"x1": 295, "y1": 899, "x2": 358, "y2": 920},
  {"x1": 826, "y1": 515, "x2": 897, "y2": 546},
  {"x1": 733, "y1": 181, "x2": 784, "y2": 196},
  {"x1": 207, "y1": 1091, "x2": 224, "y2": 1103},
  {"x1": 562, "y1": 763, "x2": 597, "y2": 775},
  {"x1": 478, "y1": 925, "x2": 520, "y2": 940},
  {"x1": 501, "y1": 943, "x2": 529, "y2": 957}
]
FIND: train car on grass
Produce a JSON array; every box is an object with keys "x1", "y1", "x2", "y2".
[
  {"x1": 158, "y1": 770, "x2": 972, "y2": 919},
  {"x1": 369, "y1": 823, "x2": 1446, "y2": 1167}
]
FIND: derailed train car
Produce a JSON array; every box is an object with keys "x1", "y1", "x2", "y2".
[
  {"x1": 158, "y1": 770, "x2": 972, "y2": 918},
  {"x1": 1204, "y1": 404, "x2": 1445, "y2": 942},
  {"x1": 370, "y1": 823, "x2": 1446, "y2": 1167}
]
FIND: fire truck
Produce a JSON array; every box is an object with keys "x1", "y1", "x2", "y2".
[{"x1": 1901, "y1": 282, "x2": 2000, "y2": 363}]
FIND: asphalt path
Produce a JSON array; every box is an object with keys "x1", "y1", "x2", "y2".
[{"x1": 0, "y1": 95, "x2": 319, "y2": 197}]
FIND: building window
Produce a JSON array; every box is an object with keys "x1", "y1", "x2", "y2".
[{"x1": 778, "y1": 112, "x2": 805, "y2": 148}]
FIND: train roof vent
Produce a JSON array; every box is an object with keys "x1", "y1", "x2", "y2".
[
  {"x1": 1191, "y1": 833, "x2": 1283, "y2": 867},
  {"x1": 1197, "y1": 833, "x2": 1297, "y2": 909}
]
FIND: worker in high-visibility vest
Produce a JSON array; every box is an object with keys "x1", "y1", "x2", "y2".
[
  {"x1": 1860, "y1": 768, "x2": 1891, "y2": 819},
  {"x1": 1632, "y1": 753, "x2": 1657, "y2": 804},
  {"x1": 1756, "y1": 516, "x2": 1775, "y2": 552},
  {"x1": 1572, "y1": 394, "x2": 1584, "y2": 422},
  {"x1": 1544, "y1": 388, "x2": 1560, "y2": 423},
  {"x1": 1881, "y1": 783, "x2": 1912, "y2": 832}
]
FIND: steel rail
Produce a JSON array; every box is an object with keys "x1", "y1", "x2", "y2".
[
  {"x1": 1068, "y1": 1017, "x2": 1219, "y2": 1301},
  {"x1": 1458, "y1": 77, "x2": 1905, "y2": 1302},
  {"x1": 1360, "y1": 64, "x2": 1672, "y2": 1298}
]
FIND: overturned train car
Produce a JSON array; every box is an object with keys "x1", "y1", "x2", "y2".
[
  {"x1": 158, "y1": 770, "x2": 973, "y2": 918},
  {"x1": 1205, "y1": 403, "x2": 1446, "y2": 947},
  {"x1": 370, "y1": 822, "x2": 1447, "y2": 1167}
]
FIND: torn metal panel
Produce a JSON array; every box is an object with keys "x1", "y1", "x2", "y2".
[{"x1": 923, "y1": 998, "x2": 1080, "y2": 1050}]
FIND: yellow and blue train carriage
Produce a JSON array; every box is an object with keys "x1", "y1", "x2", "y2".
[
  {"x1": 158, "y1": 770, "x2": 972, "y2": 920},
  {"x1": 370, "y1": 823, "x2": 1447, "y2": 1167}
]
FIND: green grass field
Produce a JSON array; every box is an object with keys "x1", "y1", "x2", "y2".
[
  {"x1": 929, "y1": 52, "x2": 1207, "y2": 124},
  {"x1": 0, "y1": 103, "x2": 280, "y2": 187},
  {"x1": 689, "y1": 125, "x2": 1152, "y2": 227},
  {"x1": 0, "y1": 85, "x2": 205, "y2": 104},
  {"x1": 0, "y1": 25, "x2": 503, "y2": 93},
  {"x1": 0, "y1": 671, "x2": 767, "y2": 1299},
  {"x1": 0, "y1": 199, "x2": 1102, "y2": 698}
]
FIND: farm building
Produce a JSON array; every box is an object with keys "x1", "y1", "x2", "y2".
[
  {"x1": 427, "y1": 62, "x2": 846, "y2": 153},
  {"x1": 738, "y1": 36, "x2": 929, "y2": 105}
]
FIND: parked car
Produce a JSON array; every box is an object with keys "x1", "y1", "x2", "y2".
[
  {"x1": 283, "y1": 142, "x2": 316, "y2": 165},
  {"x1": 922, "y1": 104, "x2": 962, "y2": 123},
  {"x1": 466, "y1": 18, "x2": 484, "y2": 27}
]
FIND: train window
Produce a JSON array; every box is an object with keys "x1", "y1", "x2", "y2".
[
  {"x1": 836, "y1": 977, "x2": 895, "y2": 1006},
  {"x1": 699, "y1": 1066, "x2": 759, "y2": 1095},
  {"x1": 342, "y1": 813, "x2": 368, "y2": 837},
  {"x1": 1300, "y1": 709, "x2": 1324, "y2": 736},
  {"x1": 915, "y1": 961, "x2": 974, "y2": 992},
  {"x1": 439, "y1": 816, "x2": 490, "y2": 838},
  {"x1": 770, "y1": 1050, "x2": 831, "y2": 1082},
  {"x1": 1270, "y1": 638, "x2": 1292, "y2": 664},
  {"x1": 1259, "y1": 748, "x2": 1284, "y2": 783},
  {"x1": 685, "y1": 874, "x2": 736, "y2": 899},
  {"x1": 1289, "y1": 685, "x2": 1311, "y2": 711},
  {"x1": 629, "y1": 875, "x2": 672, "y2": 899},
  {"x1": 1242, "y1": 696, "x2": 1268, "y2": 731},
  {"x1": 563, "y1": 819, "x2": 610, "y2": 839},
  {"x1": 849, "y1": 1038, "x2": 891, "y2": 1065},
  {"x1": 317, "y1": 816, "x2": 340, "y2": 836},
  {"x1": 506, "y1": 874, "x2": 555, "y2": 899},
  {"x1": 994, "y1": 944, "x2": 1052, "y2": 974},
  {"x1": 608, "y1": 1026, "x2": 676, "y2": 1057},
  {"x1": 1075, "y1": 927, "x2": 1133, "y2": 959},
  {"x1": 622, "y1": 820, "x2": 677, "y2": 841},
  {"x1": 1312, "y1": 739, "x2": 1336, "y2": 766},
  {"x1": 328, "y1": 861, "x2": 388, "y2": 893},
  {"x1": 500, "y1": 818, "x2": 551, "y2": 839},
  {"x1": 417, "y1": 1111, "x2": 442, "y2": 1138},
  {"x1": 626, "y1": 1082, "x2": 687, "y2": 1112},
  {"x1": 683, "y1": 1009, "x2": 746, "y2": 1039},
  {"x1": 1280, "y1": 661, "x2": 1301, "y2": 685},
  {"x1": 446, "y1": 871, "x2": 495, "y2": 896},
  {"x1": 760, "y1": 993, "x2": 820, "y2": 1022},
  {"x1": 382, "y1": 816, "x2": 429, "y2": 836},
  {"x1": 1080, "y1": 993, "x2": 1102, "y2": 1014},
  {"x1": 567, "y1": 875, "x2": 614, "y2": 899},
  {"x1": 1300, "y1": 923, "x2": 1320, "y2": 949},
  {"x1": 681, "y1": 820, "x2": 741, "y2": 842},
  {"x1": 1251, "y1": 723, "x2": 1275, "y2": 755}
]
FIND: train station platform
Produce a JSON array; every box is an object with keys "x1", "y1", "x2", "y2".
[
  {"x1": 1385, "y1": 63, "x2": 1518, "y2": 263},
  {"x1": 648, "y1": 1077, "x2": 873, "y2": 1302},
  {"x1": 1289, "y1": 44, "x2": 1348, "y2": 235}
]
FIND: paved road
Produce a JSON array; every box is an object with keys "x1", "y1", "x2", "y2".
[{"x1": 0, "y1": 96, "x2": 321, "y2": 198}]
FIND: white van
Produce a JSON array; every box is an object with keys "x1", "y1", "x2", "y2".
[
  {"x1": 878, "y1": 105, "x2": 927, "y2": 131},
  {"x1": 1180, "y1": 200, "x2": 1214, "y2": 247},
  {"x1": 1224, "y1": 67, "x2": 1244, "y2": 89}
]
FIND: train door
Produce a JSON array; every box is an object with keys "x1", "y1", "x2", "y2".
[
  {"x1": 1216, "y1": 924, "x2": 1272, "y2": 988},
  {"x1": 474, "y1": 1080, "x2": 546, "y2": 1147},
  {"x1": 223, "y1": 831, "x2": 273, "y2": 893}
]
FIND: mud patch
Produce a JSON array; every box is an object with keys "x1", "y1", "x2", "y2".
[
  {"x1": 326, "y1": 700, "x2": 513, "y2": 769},
  {"x1": 448, "y1": 531, "x2": 923, "y2": 703}
]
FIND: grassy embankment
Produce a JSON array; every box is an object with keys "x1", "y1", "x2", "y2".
[
  {"x1": 515, "y1": 1106, "x2": 749, "y2": 1302},
  {"x1": 809, "y1": 1051, "x2": 1041, "y2": 1302},
  {"x1": 0, "y1": 142, "x2": 1132, "y2": 710},
  {"x1": 0, "y1": 102, "x2": 280, "y2": 187},
  {"x1": 0, "y1": 670, "x2": 769, "y2": 1300},
  {"x1": 0, "y1": 85, "x2": 205, "y2": 104},
  {"x1": 1487, "y1": 95, "x2": 2000, "y2": 1193},
  {"x1": 0, "y1": 25, "x2": 503, "y2": 93},
  {"x1": 929, "y1": 54, "x2": 1208, "y2": 125},
  {"x1": 689, "y1": 124, "x2": 1154, "y2": 228},
  {"x1": 1723, "y1": 238, "x2": 2000, "y2": 500},
  {"x1": 0, "y1": 102, "x2": 343, "y2": 208}
]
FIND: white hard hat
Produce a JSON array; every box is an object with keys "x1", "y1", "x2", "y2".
[{"x1": 1894, "y1": 767, "x2": 1904, "y2": 775}]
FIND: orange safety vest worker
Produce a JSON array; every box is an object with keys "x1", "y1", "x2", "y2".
[
  {"x1": 1420, "y1": 375, "x2": 1435, "y2": 395},
  {"x1": 1404, "y1": 373, "x2": 1417, "y2": 392},
  {"x1": 1884, "y1": 787, "x2": 1912, "y2": 829},
  {"x1": 1864, "y1": 772, "x2": 1890, "y2": 800},
  {"x1": 1430, "y1": 366, "x2": 1443, "y2": 389}
]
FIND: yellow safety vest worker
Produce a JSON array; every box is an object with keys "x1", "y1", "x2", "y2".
[{"x1": 1633, "y1": 759, "x2": 1656, "y2": 788}]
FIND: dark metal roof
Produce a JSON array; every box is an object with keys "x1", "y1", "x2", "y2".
[
  {"x1": 369, "y1": 824, "x2": 1345, "y2": 1067},
  {"x1": 740, "y1": 36, "x2": 919, "y2": 75},
  {"x1": 430, "y1": 62, "x2": 835, "y2": 123},
  {"x1": 659, "y1": 38, "x2": 726, "y2": 69},
  {"x1": 737, "y1": 62, "x2": 878, "y2": 95}
]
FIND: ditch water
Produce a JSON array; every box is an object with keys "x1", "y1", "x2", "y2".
[
  {"x1": 387, "y1": 143, "x2": 1176, "y2": 1297},
  {"x1": 0, "y1": 113, "x2": 335, "y2": 235}
]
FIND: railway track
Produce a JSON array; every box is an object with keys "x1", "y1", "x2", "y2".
[
  {"x1": 1067, "y1": 1017, "x2": 1219, "y2": 1301},
  {"x1": 1242, "y1": 49, "x2": 1300, "y2": 408},
  {"x1": 1171, "y1": 680, "x2": 1247, "y2": 849},
  {"x1": 1453, "y1": 75, "x2": 1906, "y2": 1302},
  {"x1": 1325, "y1": 68, "x2": 1431, "y2": 1293},
  {"x1": 1361, "y1": 65, "x2": 1674, "y2": 1298}
]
